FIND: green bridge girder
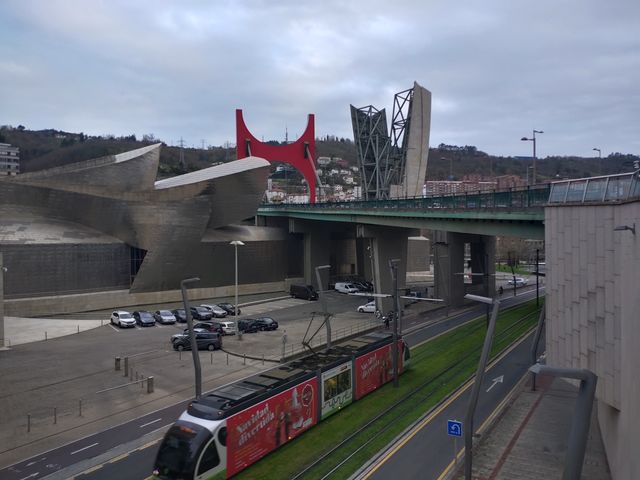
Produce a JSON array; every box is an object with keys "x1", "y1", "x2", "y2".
[{"x1": 257, "y1": 186, "x2": 548, "y2": 239}]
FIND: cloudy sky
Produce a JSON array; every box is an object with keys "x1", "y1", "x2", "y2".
[{"x1": 1, "y1": 0, "x2": 638, "y2": 157}]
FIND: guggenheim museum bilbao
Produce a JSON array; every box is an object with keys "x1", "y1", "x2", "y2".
[{"x1": 0, "y1": 144, "x2": 305, "y2": 314}]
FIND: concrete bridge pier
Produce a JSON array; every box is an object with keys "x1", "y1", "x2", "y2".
[
  {"x1": 433, "y1": 232, "x2": 496, "y2": 307},
  {"x1": 357, "y1": 225, "x2": 417, "y2": 313},
  {"x1": 287, "y1": 219, "x2": 331, "y2": 289}
]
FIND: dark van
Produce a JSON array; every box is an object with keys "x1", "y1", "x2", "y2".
[{"x1": 290, "y1": 284, "x2": 318, "y2": 300}]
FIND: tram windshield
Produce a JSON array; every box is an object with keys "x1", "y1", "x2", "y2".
[{"x1": 153, "y1": 422, "x2": 212, "y2": 479}]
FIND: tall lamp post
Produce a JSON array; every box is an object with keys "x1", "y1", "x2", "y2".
[
  {"x1": 592, "y1": 148, "x2": 602, "y2": 175},
  {"x1": 521, "y1": 129, "x2": 543, "y2": 185},
  {"x1": 230, "y1": 241, "x2": 245, "y2": 337}
]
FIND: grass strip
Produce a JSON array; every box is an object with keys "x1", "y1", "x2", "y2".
[{"x1": 234, "y1": 300, "x2": 542, "y2": 480}]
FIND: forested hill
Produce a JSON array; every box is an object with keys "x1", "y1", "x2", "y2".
[{"x1": 1, "y1": 126, "x2": 637, "y2": 181}]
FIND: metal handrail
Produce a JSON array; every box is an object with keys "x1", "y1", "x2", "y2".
[{"x1": 259, "y1": 185, "x2": 550, "y2": 211}]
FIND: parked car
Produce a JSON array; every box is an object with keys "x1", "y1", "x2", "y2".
[
  {"x1": 217, "y1": 302, "x2": 241, "y2": 316},
  {"x1": 219, "y1": 321, "x2": 236, "y2": 335},
  {"x1": 153, "y1": 310, "x2": 176, "y2": 325},
  {"x1": 357, "y1": 301, "x2": 376, "y2": 313},
  {"x1": 133, "y1": 310, "x2": 156, "y2": 327},
  {"x1": 110, "y1": 310, "x2": 136, "y2": 328},
  {"x1": 289, "y1": 284, "x2": 318, "y2": 300},
  {"x1": 507, "y1": 277, "x2": 529, "y2": 287},
  {"x1": 335, "y1": 282, "x2": 359, "y2": 294},
  {"x1": 172, "y1": 330, "x2": 222, "y2": 351},
  {"x1": 172, "y1": 309, "x2": 187, "y2": 323},
  {"x1": 352, "y1": 281, "x2": 373, "y2": 292},
  {"x1": 194, "y1": 321, "x2": 223, "y2": 335},
  {"x1": 200, "y1": 304, "x2": 228, "y2": 318},
  {"x1": 238, "y1": 319, "x2": 259, "y2": 333},
  {"x1": 190, "y1": 306, "x2": 214, "y2": 321},
  {"x1": 254, "y1": 317, "x2": 279, "y2": 331}
]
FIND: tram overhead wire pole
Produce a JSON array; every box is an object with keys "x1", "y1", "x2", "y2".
[
  {"x1": 315, "y1": 265, "x2": 332, "y2": 350},
  {"x1": 463, "y1": 293, "x2": 500, "y2": 480},
  {"x1": 388, "y1": 258, "x2": 400, "y2": 388},
  {"x1": 181, "y1": 277, "x2": 202, "y2": 399}
]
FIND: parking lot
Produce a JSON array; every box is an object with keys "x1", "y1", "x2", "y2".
[{"x1": 0, "y1": 291, "x2": 385, "y2": 466}]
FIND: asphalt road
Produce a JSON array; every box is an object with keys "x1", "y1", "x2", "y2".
[
  {"x1": 0, "y1": 287, "x2": 542, "y2": 480},
  {"x1": 363, "y1": 320, "x2": 543, "y2": 479}
]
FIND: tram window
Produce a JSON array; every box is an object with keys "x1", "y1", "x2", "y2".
[
  {"x1": 217, "y1": 426, "x2": 227, "y2": 447},
  {"x1": 197, "y1": 440, "x2": 220, "y2": 475},
  {"x1": 324, "y1": 370, "x2": 351, "y2": 401}
]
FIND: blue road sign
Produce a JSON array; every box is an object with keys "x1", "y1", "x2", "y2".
[{"x1": 447, "y1": 419, "x2": 462, "y2": 437}]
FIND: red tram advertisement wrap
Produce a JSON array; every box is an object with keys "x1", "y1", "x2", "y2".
[
  {"x1": 355, "y1": 341, "x2": 405, "y2": 400},
  {"x1": 226, "y1": 378, "x2": 318, "y2": 477}
]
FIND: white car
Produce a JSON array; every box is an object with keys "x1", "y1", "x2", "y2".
[
  {"x1": 357, "y1": 301, "x2": 376, "y2": 313},
  {"x1": 335, "y1": 282, "x2": 359, "y2": 294},
  {"x1": 219, "y1": 321, "x2": 236, "y2": 335},
  {"x1": 507, "y1": 277, "x2": 528, "y2": 287},
  {"x1": 110, "y1": 310, "x2": 136, "y2": 328}
]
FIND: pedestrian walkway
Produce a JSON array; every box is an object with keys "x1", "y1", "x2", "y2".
[
  {"x1": 451, "y1": 375, "x2": 611, "y2": 480},
  {"x1": 2, "y1": 316, "x2": 106, "y2": 347}
]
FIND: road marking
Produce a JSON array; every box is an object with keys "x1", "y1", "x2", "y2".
[
  {"x1": 486, "y1": 375, "x2": 504, "y2": 392},
  {"x1": 108, "y1": 324, "x2": 120, "y2": 332},
  {"x1": 139, "y1": 418, "x2": 162, "y2": 428},
  {"x1": 78, "y1": 464, "x2": 103, "y2": 475},
  {"x1": 18, "y1": 472, "x2": 39, "y2": 480},
  {"x1": 365, "y1": 327, "x2": 538, "y2": 480},
  {"x1": 70, "y1": 443, "x2": 99, "y2": 455},
  {"x1": 108, "y1": 452, "x2": 129, "y2": 464}
]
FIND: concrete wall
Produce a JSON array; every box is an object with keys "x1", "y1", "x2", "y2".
[{"x1": 545, "y1": 201, "x2": 640, "y2": 479}]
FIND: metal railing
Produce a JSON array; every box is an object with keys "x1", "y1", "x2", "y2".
[
  {"x1": 548, "y1": 170, "x2": 640, "y2": 204},
  {"x1": 260, "y1": 185, "x2": 550, "y2": 212}
]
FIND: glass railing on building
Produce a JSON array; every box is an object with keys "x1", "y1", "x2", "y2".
[{"x1": 548, "y1": 170, "x2": 640, "y2": 204}]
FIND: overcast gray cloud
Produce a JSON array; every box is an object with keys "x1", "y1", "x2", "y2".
[{"x1": 1, "y1": 0, "x2": 638, "y2": 156}]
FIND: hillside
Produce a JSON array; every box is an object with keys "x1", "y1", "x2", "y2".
[{"x1": 1, "y1": 126, "x2": 637, "y2": 181}]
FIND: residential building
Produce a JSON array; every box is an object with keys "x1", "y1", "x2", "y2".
[{"x1": 0, "y1": 142, "x2": 20, "y2": 175}]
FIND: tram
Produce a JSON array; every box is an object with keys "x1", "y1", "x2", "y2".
[{"x1": 152, "y1": 331, "x2": 410, "y2": 479}]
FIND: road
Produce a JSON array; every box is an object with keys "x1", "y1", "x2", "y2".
[
  {"x1": 0, "y1": 287, "x2": 542, "y2": 480},
  {"x1": 362, "y1": 317, "x2": 543, "y2": 480}
]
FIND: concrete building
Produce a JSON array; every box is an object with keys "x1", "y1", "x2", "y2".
[
  {"x1": 0, "y1": 143, "x2": 19, "y2": 175},
  {"x1": 545, "y1": 171, "x2": 640, "y2": 479}
]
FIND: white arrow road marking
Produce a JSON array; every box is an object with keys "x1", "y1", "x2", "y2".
[
  {"x1": 70, "y1": 443, "x2": 99, "y2": 455},
  {"x1": 139, "y1": 418, "x2": 163, "y2": 428},
  {"x1": 486, "y1": 375, "x2": 504, "y2": 392}
]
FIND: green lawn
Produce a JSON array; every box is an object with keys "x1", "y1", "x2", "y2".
[
  {"x1": 495, "y1": 263, "x2": 530, "y2": 276},
  {"x1": 234, "y1": 300, "x2": 542, "y2": 480}
]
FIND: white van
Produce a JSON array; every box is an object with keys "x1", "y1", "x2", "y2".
[{"x1": 335, "y1": 282, "x2": 359, "y2": 294}]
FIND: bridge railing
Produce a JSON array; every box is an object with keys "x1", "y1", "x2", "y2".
[
  {"x1": 260, "y1": 185, "x2": 550, "y2": 211},
  {"x1": 548, "y1": 170, "x2": 640, "y2": 204}
]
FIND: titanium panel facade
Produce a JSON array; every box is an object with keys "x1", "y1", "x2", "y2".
[{"x1": 0, "y1": 145, "x2": 272, "y2": 294}]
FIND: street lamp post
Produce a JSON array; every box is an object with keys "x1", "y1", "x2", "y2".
[
  {"x1": 521, "y1": 129, "x2": 543, "y2": 185},
  {"x1": 592, "y1": 148, "x2": 602, "y2": 175},
  {"x1": 230, "y1": 241, "x2": 245, "y2": 338}
]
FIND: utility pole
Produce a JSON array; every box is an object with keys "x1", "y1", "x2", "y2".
[{"x1": 178, "y1": 137, "x2": 186, "y2": 169}]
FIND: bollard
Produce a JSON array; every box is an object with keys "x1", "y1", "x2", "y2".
[
  {"x1": 262, "y1": 354, "x2": 264, "y2": 365},
  {"x1": 243, "y1": 354, "x2": 246, "y2": 365},
  {"x1": 79, "y1": 399, "x2": 82, "y2": 417},
  {"x1": 123, "y1": 357, "x2": 129, "y2": 377},
  {"x1": 77, "y1": 325, "x2": 80, "y2": 334},
  {"x1": 147, "y1": 376, "x2": 154, "y2": 394},
  {"x1": 53, "y1": 407, "x2": 57, "y2": 425},
  {"x1": 211, "y1": 352, "x2": 213, "y2": 365},
  {"x1": 226, "y1": 353, "x2": 229, "y2": 365},
  {"x1": 45, "y1": 331, "x2": 47, "y2": 341},
  {"x1": 27, "y1": 414, "x2": 31, "y2": 433},
  {"x1": 115, "y1": 357, "x2": 121, "y2": 371}
]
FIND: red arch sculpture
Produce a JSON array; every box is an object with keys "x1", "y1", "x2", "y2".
[{"x1": 236, "y1": 109, "x2": 317, "y2": 203}]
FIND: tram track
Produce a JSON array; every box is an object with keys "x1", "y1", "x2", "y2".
[{"x1": 289, "y1": 304, "x2": 541, "y2": 480}]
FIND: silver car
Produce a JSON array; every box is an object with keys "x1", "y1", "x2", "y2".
[
  {"x1": 153, "y1": 310, "x2": 176, "y2": 325},
  {"x1": 200, "y1": 304, "x2": 228, "y2": 318}
]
